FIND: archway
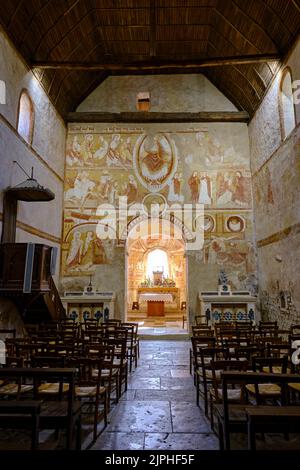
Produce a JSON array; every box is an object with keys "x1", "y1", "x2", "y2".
[{"x1": 125, "y1": 216, "x2": 188, "y2": 330}]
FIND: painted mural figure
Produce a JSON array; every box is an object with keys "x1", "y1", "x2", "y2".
[
  {"x1": 108, "y1": 181, "x2": 119, "y2": 205},
  {"x1": 141, "y1": 136, "x2": 170, "y2": 182},
  {"x1": 106, "y1": 134, "x2": 122, "y2": 166},
  {"x1": 216, "y1": 173, "x2": 233, "y2": 205},
  {"x1": 80, "y1": 231, "x2": 94, "y2": 267},
  {"x1": 98, "y1": 173, "x2": 113, "y2": 201},
  {"x1": 66, "y1": 231, "x2": 83, "y2": 268},
  {"x1": 65, "y1": 171, "x2": 95, "y2": 206},
  {"x1": 106, "y1": 134, "x2": 132, "y2": 168},
  {"x1": 188, "y1": 171, "x2": 200, "y2": 203},
  {"x1": 66, "y1": 230, "x2": 108, "y2": 272},
  {"x1": 124, "y1": 175, "x2": 138, "y2": 204},
  {"x1": 66, "y1": 136, "x2": 82, "y2": 166},
  {"x1": 168, "y1": 172, "x2": 184, "y2": 202},
  {"x1": 217, "y1": 171, "x2": 250, "y2": 207},
  {"x1": 92, "y1": 236, "x2": 107, "y2": 264},
  {"x1": 94, "y1": 136, "x2": 109, "y2": 161},
  {"x1": 83, "y1": 134, "x2": 94, "y2": 161},
  {"x1": 196, "y1": 131, "x2": 223, "y2": 166},
  {"x1": 232, "y1": 171, "x2": 249, "y2": 206},
  {"x1": 199, "y1": 174, "x2": 212, "y2": 204}
]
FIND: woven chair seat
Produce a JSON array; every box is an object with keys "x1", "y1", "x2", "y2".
[
  {"x1": 75, "y1": 385, "x2": 105, "y2": 397},
  {"x1": 246, "y1": 383, "x2": 281, "y2": 395},
  {"x1": 0, "y1": 383, "x2": 33, "y2": 395},
  {"x1": 38, "y1": 383, "x2": 70, "y2": 394},
  {"x1": 288, "y1": 383, "x2": 300, "y2": 392},
  {"x1": 211, "y1": 388, "x2": 243, "y2": 401}
]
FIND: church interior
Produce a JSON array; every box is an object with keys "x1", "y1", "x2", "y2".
[{"x1": 0, "y1": 0, "x2": 300, "y2": 453}]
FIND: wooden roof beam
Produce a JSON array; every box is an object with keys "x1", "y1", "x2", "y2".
[
  {"x1": 31, "y1": 54, "x2": 281, "y2": 71},
  {"x1": 66, "y1": 111, "x2": 249, "y2": 123}
]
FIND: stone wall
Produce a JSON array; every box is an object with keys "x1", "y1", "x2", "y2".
[
  {"x1": 248, "y1": 39, "x2": 300, "y2": 328},
  {"x1": 77, "y1": 74, "x2": 237, "y2": 113},
  {"x1": 0, "y1": 26, "x2": 66, "y2": 326},
  {"x1": 62, "y1": 75, "x2": 257, "y2": 323}
]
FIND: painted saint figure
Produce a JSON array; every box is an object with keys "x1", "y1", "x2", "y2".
[
  {"x1": 232, "y1": 171, "x2": 249, "y2": 206},
  {"x1": 125, "y1": 175, "x2": 138, "y2": 204},
  {"x1": 141, "y1": 136, "x2": 170, "y2": 184},
  {"x1": 188, "y1": 171, "x2": 200, "y2": 203},
  {"x1": 168, "y1": 172, "x2": 184, "y2": 203},
  {"x1": 199, "y1": 174, "x2": 212, "y2": 204},
  {"x1": 66, "y1": 231, "x2": 83, "y2": 269}
]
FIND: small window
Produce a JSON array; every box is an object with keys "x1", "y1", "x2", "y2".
[
  {"x1": 146, "y1": 248, "x2": 169, "y2": 280},
  {"x1": 279, "y1": 68, "x2": 296, "y2": 139},
  {"x1": 17, "y1": 90, "x2": 34, "y2": 144},
  {"x1": 136, "y1": 91, "x2": 150, "y2": 111}
]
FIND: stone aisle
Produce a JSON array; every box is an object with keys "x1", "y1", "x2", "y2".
[{"x1": 91, "y1": 339, "x2": 218, "y2": 450}]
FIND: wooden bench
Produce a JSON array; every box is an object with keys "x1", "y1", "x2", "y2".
[
  {"x1": 0, "y1": 400, "x2": 41, "y2": 450},
  {"x1": 246, "y1": 406, "x2": 300, "y2": 450},
  {"x1": 0, "y1": 367, "x2": 82, "y2": 449}
]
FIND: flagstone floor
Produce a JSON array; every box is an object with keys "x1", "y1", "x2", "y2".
[{"x1": 89, "y1": 339, "x2": 218, "y2": 450}]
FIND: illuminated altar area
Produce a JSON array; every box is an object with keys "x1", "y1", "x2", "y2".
[{"x1": 127, "y1": 237, "x2": 186, "y2": 325}]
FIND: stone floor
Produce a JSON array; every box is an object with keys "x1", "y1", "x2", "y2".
[
  {"x1": 89, "y1": 339, "x2": 219, "y2": 450},
  {"x1": 1, "y1": 339, "x2": 300, "y2": 450},
  {"x1": 89, "y1": 339, "x2": 300, "y2": 451}
]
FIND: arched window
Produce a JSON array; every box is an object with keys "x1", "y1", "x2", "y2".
[
  {"x1": 17, "y1": 90, "x2": 34, "y2": 144},
  {"x1": 279, "y1": 68, "x2": 296, "y2": 139},
  {"x1": 146, "y1": 249, "x2": 169, "y2": 280}
]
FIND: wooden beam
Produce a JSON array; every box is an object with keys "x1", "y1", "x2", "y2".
[
  {"x1": 149, "y1": 0, "x2": 156, "y2": 58},
  {"x1": 66, "y1": 111, "x2": 249, "y2": 123},
  {"x1": 31, "y1": 54, "x2": 281, "y2": 71}
]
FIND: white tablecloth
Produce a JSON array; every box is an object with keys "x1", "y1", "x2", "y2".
[{"x1": 139, "y1": 293, "x2": 173, "y2": 303}]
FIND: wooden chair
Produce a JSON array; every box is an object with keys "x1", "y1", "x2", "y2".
[
  {"x1": 189, "y1": 336, "x2": 216, "y2": 376},
  {"x1": 0, "y1": 401, "x2": 41, "y2": 450},
  {"x1": 0, "y1": 368, "x2": 82, "y2": 449},
  {"x1": 121, "y1": 323, "x2": 139, "y2": 371},
  {"x1": 195, "y1": 315, "x2": 208, "y2": 326},
  {"x1": 234, "y1": 345, "x2": 263, "y2": 362},
  {"x1": 192, "y1": 326, "x2": 214, "y2": 337},
  {"x1": 194, "y1": 346, "x2": 228, "y2": 414},
  {"x1": 215, "y1": 371, "x2": 300, "y2": 450},
  {"x1": 246, "y1": 406, "x2": 300, "y2": 450},
  {"x1": 69, "y1": 356, "x2": 113, "y2": 443},
  {"x1": 209, "y1": 359, "x2": 249, "y2": 431},
  {"x1": 246, "y1": 357, "x2": 288, "y2": 404}
]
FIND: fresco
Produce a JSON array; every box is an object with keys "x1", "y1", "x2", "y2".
[{"x1": 62, "y1": 124, "x2": 256, "y2": 293}]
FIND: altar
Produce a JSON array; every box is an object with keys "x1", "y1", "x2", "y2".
[{"x1": 137, "y1": 287, "x2": 180, "y2": 316}]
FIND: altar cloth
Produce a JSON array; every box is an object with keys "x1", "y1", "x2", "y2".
[{"x1": 139, "y1": 293, "x2": 173, "y2": 303}]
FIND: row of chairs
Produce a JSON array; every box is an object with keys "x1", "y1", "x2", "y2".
[
  {"x1": 190, "y1": 320, "x2": 300, "y2": 449},
  {"x1": 0, "y1": 321, "x2": 140, "y2": 448}
]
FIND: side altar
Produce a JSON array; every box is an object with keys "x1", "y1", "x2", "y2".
[
  {"x1": 198, "y1": 271, "x2": 258, "y2": 324},
  {"x1": 60, "y1": 289, "x2": 116, "y2": 322},
  {"x1": 198, "y1": 287, "x2": 258, "y2": 324}
]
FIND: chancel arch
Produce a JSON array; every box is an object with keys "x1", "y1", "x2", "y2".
[{"x1": 126, "y1": 216, "x2": 187, "y2": 328}]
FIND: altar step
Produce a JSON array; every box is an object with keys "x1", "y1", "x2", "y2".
[
  {"x1": 138, "y1": 326, "x2": 189, "y2": 340},
  {"x1": 127, "y1": 310, "x2": 185, "y2": 322}
]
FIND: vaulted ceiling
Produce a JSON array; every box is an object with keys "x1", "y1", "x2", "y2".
[{"x1": 1, "y1": 0, "x2": 300, "y2": 120}]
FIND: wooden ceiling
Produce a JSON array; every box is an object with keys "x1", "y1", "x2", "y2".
[{"x1": 1, "y1": 0, "x2": 300, "y2": 120}]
